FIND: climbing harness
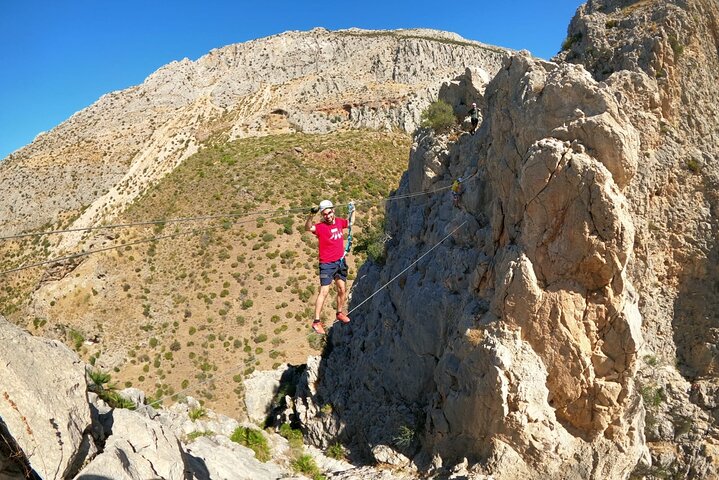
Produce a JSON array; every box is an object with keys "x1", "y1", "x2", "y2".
[{"x1": 347, "y1": 221, "x2": 466, "y2": 316}]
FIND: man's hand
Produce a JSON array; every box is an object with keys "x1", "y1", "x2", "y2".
[{"x1": 310, "y1": 206, "x2": 319, "y2": 214}]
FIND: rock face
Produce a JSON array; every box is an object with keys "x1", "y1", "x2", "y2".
[
  {"x1": 559, "y1": 0, "x2": 719, "y2": 476},
  {"x1": 298, "y1": 52, "x2": 646, "y2": 479},
  {"x1": 288, "y1": 1, "x2": 719, "y2": 478},
  {"x1": 0, "y1": 316, "x2": 93, "y2": 479},
  {"x1": 0, "y1": 28, "x2": 507, "y2": 252}
]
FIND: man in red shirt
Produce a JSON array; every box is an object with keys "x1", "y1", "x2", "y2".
[{"x1": 305, "y1": 199, "x2": 355, "y2": 334}]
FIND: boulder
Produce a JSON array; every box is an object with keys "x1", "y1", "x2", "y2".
[
  {"x1": 183, "y1": 435, "x2": 285, "y2": 480},
  {"x1": 0, "y1": 316, "x2": 92, "y2": 479},
  {"x1": 74, "y1": 408, "x2": 186, "y2": 480}
]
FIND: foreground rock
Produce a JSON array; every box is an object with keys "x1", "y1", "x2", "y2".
[
  {"x1": 74, "y1": 408, "x2": 186, "y2": 479},
  {"x1": 0, "y1": 315, "x2": 410, "y2": 480},
  {"x1": 0, "y1": 316, "x2": 93, "y2": 479},
  {"x1": 183, "y1": 435, "x2": 286, "y2": 480}
]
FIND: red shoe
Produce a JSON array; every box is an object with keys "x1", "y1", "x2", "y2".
[
  {"x1": 312, "y1": 320, "x2": 326, "y2": 335},
  {"x1": 336, "y1": 312, "x2": 350, "y2": 323}
]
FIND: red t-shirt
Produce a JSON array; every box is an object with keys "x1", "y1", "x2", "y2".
[{"x1": 313, "y1": 217, "x2": 349, "y2": 263}]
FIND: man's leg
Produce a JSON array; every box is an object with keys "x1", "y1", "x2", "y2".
[
  {"x1": 314, "y1": 284, "x2": 331, "y2": 320},
  {"x1": 335, "y1": 278, "x2": 350, "y2": 323},
  {"x1": 335, "y1": 278, "x2": 347, "y2": 313}
]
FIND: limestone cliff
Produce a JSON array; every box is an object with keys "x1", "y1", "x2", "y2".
[
  {"x1": 561, "y1": 0, "x2": 719, "y2": 475},
  {"x1": 290, "y1": 0, "x2": 719, "y2": 478}
]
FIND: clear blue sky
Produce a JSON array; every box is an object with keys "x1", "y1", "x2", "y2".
[{"x1": 0, "y1": 0, "x2": 584, "y2": 160}]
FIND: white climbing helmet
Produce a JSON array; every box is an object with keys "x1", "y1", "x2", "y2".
[{"x1": 319, "y1": 199, "x2": 334, "y2": 212}]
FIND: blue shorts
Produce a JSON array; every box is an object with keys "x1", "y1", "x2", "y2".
[{"x1": 319, "y1": 258, "x2": 348, "y2": 286}]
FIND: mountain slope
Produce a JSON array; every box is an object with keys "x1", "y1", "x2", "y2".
[
  {"x1": 0, "y1": 28, "x2": 507, "y2": 247},
  {"x1": 6, "y1": 130, "x2": 411, "y2": 415}
]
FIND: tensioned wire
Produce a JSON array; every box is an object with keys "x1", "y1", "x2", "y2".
[
  {"x1": 0, "y1": 205, "x2": 309, "y2": 276},
  {"x1": 347, "y1": 221, "x2": 467, "y2": 315},
  {"x1": 0, "y1": 171, "x2": 477, "y2": 275},
  {"x1": 134, "y1": 219, "x2": 467, "y2": 413},
  {"x1": 0, "y1": 170, "x2": 477, "y2": 242}
]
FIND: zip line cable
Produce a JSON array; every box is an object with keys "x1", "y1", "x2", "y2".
[
  {"x1": 0, "y1": 208, "x2": 311, "y2": 276},
  {"x1": 1, "y1": 227, "x2": 208, "y2": 276},
  {"x1": 348, "y1": 221, "x2": 467, "y2": 315},
  {"x1": 0, "y1": 207, "x2": 308, "y2": 242},
  {"x1": 1, "y1": 170, "x2": 478, "y2": 242},
  {"x1": 135, "y1": 219, "x2": 468, "y2": 412}
]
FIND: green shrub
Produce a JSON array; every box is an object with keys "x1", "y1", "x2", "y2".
[
  {"x1": 561, "y1": 32, "x2": 582, "y2": 51},
  {"x1": 88, "y1": 369, "x2": 112, "y2": 387},
  {"x1": 326, "y1": 442, "x2": 346, "y2": 460},
  {"x1": 68, "y1": 329, "x2": 85, "y2": 350},
  {"x1": 307, "y1": 332, "x2": 325, "y2": 351},
  {"x1": 187, "y1": 430, "x2": 213, "y2": 442},
  {"x1": 393, "y1": 425, "x2": 417, "y2": 448},
  {"x1": 686, "y1": 157, "x2": 701, "y2": 173},
  {"x1": 641, "y1": 385, "x2": 666, "y2": 408},
  {"x1": 101, "y1": 390, "x2": 136, "y2": 410},
  {"x1": 353, "y1": 219, "x2": 387, "y2": 265},
  {"x1": 32, "y1": 317, "x2": 47, "y2": 329},
  {"x1": 230, "y1": 426, "x2": 271, "y2": 462},
  {"x1": 420, "y1": 100, "x2": 455, "y2": 133},
  {"x1": 88, "y1": 371, "x2": 135, "y2": 410},
  {"x1": 279, "y1": 423, "x2": 304, "y2": 450},
  {"x1": 668, "y1": 34, "x2": 684, "y2": 57},
  {"x1": 189, "y1": 406, "x2": 207, "y2": 421},
  {"x1": 291, "y1": 454, "x2": 324, "y2": 479}
]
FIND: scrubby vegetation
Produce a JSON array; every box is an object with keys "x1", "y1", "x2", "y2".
[
  {"x1": 420, "y1": 100, "x2": 456, "y2": 133},
  {"x1": 230, "y1": 426, "x2": 271, "y2": 462},
  {"x1": 1, "y1": 130, "x2": 411, "y2": 418}
]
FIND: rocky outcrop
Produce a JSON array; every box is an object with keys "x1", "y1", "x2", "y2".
[
  {"x1": 282, "y1": 1, "x2": 719, "y2": 478},
  {"x1": 0, "y1": 316, "x2": 93, "y2": 479},
  {"x1": 182, "y1": 435, "x2": 286, "y2": 480},
  {"x1": 0, "y1": 28, "x2": 508, "y2": 252},
  {"x1": 74, "y1": 408, "x2": 186, "y2": 480},
  {"x1": 559, "y1": 0, "x2": 719, "y2": 476},
  {"x1": 243, "y1": 364, "x2": 304, "y2": 425},
  {"x1": 302, "y1": 52, "x2": 646, "y2": 479}
]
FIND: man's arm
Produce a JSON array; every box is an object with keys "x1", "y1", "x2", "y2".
[{"x1": 305, "y1": 209, "x2": 317, "y2": 233}]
